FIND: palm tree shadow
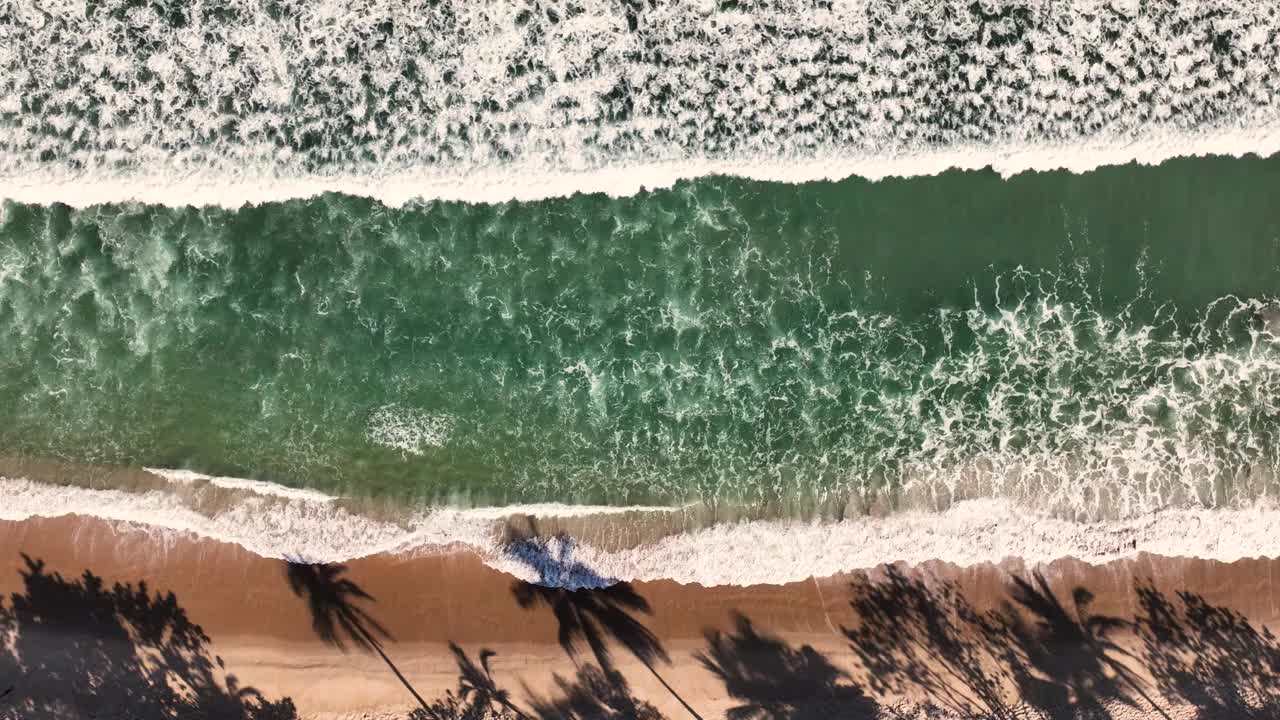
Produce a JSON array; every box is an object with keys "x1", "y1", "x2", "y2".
[
  {"x1": 843, "y1": 566, "x2": 1015, "y2": 719},
  {"x1": 526, "y1": 663, "x2": 667, "y2": 720},
  {"x1": 505, "y1": 520, "x2": 702, "y2": 719},
  {"x1": 842, "y1": 565, "x2": 1280, "y2": 719},
  {"x1": 412, "y1": 643, "x2": 529, "y2": 720},
  {"x1": 283, "y1": 559, "x2": 430, "y2": 712},
  {"x1": 697, "y1": 611, "x2": 879, "y2": 720},
  {"x1": 0, "y1": 553, "x2": 298, "y2": 720},
  {"x1": 285, "y1": 561, "x2": 390, "y2": 651},
  {"x1": 992, "y1": 572, "x2": 1166, "y2": 720},
  {"x1": 1135, "y1": 584, "x2": 1280, "y2": 718},
  {"x1": 511, "y1": 575, "x2": 664, "y2": 674}
]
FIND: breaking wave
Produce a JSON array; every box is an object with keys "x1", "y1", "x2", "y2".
[
  {"x1": 3, "y1": 0, "x2": 1280, "y2": 205},
  {"x1": 3, "y1": 472, "x2": 1280, "y2": 588}
]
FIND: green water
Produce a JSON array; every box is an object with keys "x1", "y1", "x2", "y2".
[{"x1": 2, "y1": 155, "x2": 1280, "y2": 508}]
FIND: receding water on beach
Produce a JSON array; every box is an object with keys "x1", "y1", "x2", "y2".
[{"x1": 3, "y1": 154, "x2": 1280, "y2": 520}]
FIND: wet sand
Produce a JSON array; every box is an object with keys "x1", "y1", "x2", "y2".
[{"x1": 0, "y1": 514, "x2": 1277, "y2": 719}]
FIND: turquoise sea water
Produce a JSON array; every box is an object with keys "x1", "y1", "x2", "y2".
[{"x1": 2, "y1": 155, "x2": 1279, "y2": 510}]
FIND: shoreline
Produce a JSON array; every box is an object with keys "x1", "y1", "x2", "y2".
[
  {"x1": 1, "y1": 512, "x2": 1278, "y2": 718},
  {"x1": 4, "y1": 126, "x2": 1280, "y2": 209},
  {"x1": 6, "y1": 470, "x2": 1280, "y2": 589}
]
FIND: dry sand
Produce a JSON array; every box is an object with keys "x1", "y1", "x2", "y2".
[{"x1": 0, "y1": 514, "x2": 1276, "y2": 719}]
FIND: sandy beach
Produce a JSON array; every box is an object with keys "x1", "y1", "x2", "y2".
[{"x1": 0, "y1": 513, "x2": 1276, "y2": 719}]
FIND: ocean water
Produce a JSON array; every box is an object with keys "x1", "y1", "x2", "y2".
[
  {"x1": 5, "y1": 0, "x2": 1280, "y2": 583},
  {"x1": 3, "y1": 155, "x2": 1280, "y2": 517}
]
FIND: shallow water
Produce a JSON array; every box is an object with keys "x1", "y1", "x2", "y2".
[{"x1": 3, "y1": 155, "x2": 1280, "y2": 514}]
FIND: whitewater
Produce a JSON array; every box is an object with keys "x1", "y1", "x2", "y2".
[
  {"x1": 3, "y1": 0, "x2": 1280, "y2": 206},
  {"x1": 4, "y1": 471, "x2": 1280, "y2": 589}
]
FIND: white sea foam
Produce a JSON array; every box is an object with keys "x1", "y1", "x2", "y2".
[
  {"x1": 3, "y1": 128, "x2": 1280, "y2": 209},
  {"x1": 147, "y1": 467, "x2": 340, "y2": 503},
  {"x1": 145, "y1": 467, "x2": 680, "y2": 518},
  {"x1": 3, "y1": 0, "x2": 1280, "y2": 206},
  {"x1": 5, "y1": 475, "x2": 1280, "y2": 588},
  {"x1": 151, "y1": 467, "x2": 688, "y2": 518},
  {"x1": 494, "y1": 501, "x2": 1280, "y2": 588},
  {"x1": 365, "y1": 405, "x2": 454, "y2": 455},
  {"x1": 456, "y1": 502, "x2": 688, "y2": 520}
]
